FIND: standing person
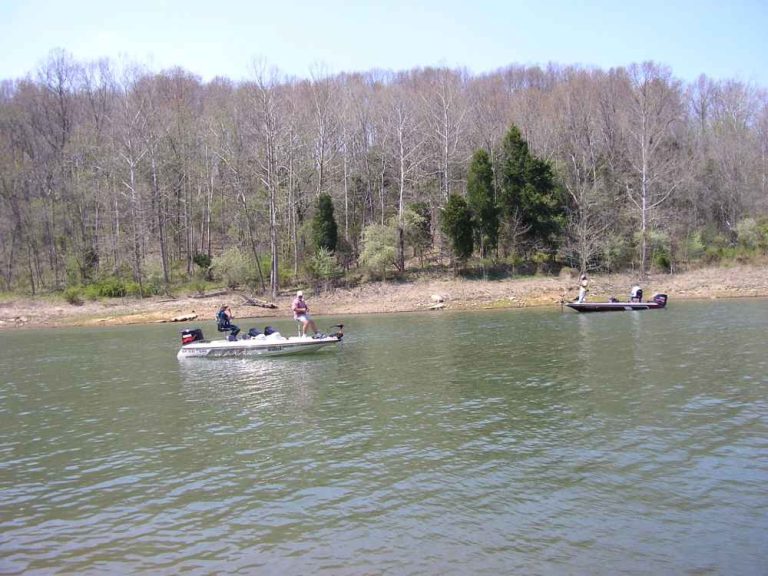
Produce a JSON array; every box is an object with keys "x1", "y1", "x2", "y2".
[
  {"x1": 216, "y1": 304, "x2": 240, "y2": 340},
  {"x1": 630, "y1": 285, "x2": 643, "y2": 302},
  {"x1": 292, "y1": 290, "x2": 318, "y2": 337},
  {"x1": 577, "y1": 273, "x2": 589, "y2": 303}
]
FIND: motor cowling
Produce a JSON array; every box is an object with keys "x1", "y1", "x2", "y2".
[
  {"x1": 652, "y1": 294, "x2": 668, "y2": 306},
  {"x1": 181, "y1": 328, "x2": 204, "y2": 345}
]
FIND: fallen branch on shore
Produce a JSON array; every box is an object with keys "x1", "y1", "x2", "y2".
[
  {"x1": 190, "y1": 289, "x2": 228, "y2": 299},
  {"x1": 169, "y1": 313, "x2": 198, "y2": 322},
  {"x1": 239, "y1": 294, "x2": 278, "y2": 309}
]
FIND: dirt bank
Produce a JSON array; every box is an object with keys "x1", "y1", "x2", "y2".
[{"x1": 1, "y1": 264, "x2": 767, "y2": 331}]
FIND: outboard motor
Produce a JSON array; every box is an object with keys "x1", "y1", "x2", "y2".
[
  {"x1": 652, "y1": 294, "x2": 668, "y2": 307},
  {"x1": 181, "y1": 327, "x2": 205, "y2": 345}
]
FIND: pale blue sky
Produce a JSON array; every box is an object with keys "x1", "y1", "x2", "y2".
[{"x1": 1, "y1": 0, "x2": 767, "y2": 86}]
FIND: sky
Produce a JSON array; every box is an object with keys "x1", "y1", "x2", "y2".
[{"x1": 1, "y1": 0, "x2": 767, "y2": 86}]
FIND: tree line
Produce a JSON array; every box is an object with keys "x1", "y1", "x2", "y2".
[{"x1": 1, "y1": 51, "x2": 767, "y2": 298}]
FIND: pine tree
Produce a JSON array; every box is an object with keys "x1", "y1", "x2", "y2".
[
  {"x1": 441, "y1": 193, "x2": 474, "y2": 262},
  {"x1": 466, "y1": 149, "x2": 499, "y2": 257},
  {"x1": 312, "y1": 194, "x2": 338, "y2": 253},
  {"x1": 498, "y1": 126, "x2": 565, "y2": 253}
]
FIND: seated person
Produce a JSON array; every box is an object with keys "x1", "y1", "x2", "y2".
[{"x1": 216, "y1": 304, "x2": 240, "y2": 340}]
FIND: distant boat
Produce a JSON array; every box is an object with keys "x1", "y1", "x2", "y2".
[
  {"x1": 177, "y1": 326, "x2": 344, "y2": 359},
  {"x1": 565, "y1": 294, "x2": 668, "y2": 313}
]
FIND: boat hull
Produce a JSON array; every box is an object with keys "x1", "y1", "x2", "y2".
[
  {"x1": 565, "y1": 294, "x2": 668, "y2": 313},
  {"x1": 177, "y1": 335, "x2": 342, "y2": 359}
]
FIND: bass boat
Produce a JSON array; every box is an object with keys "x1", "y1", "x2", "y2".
[
  {"x1": 177, "y1": 325, "x2": 344, "y2": 359},
  {"x1": 565, "y1": 294, "x2": 668, "y2": 313}
]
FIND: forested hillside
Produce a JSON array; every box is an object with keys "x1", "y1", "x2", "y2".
[{"x1": 1, "y1": 51, "x2": 766, "y2": 298}]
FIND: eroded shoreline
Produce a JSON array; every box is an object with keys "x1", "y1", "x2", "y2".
[{"x1": 2, "y1": 265, "x2": 767, "y2": 330}]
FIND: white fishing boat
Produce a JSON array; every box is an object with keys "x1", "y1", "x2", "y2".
[{"x1": 177, "y1": 326, "x2": 344, "y2": 359}]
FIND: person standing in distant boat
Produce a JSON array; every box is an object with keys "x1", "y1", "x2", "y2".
[
  {"x1": 630, "y1": 285, "x2": 643, "y2": 302},
  {"x1": 577, "y1": 273, "x2": 589, "y2": 303},
  {"x1": 292, "y1": 290, "x2": 318, "y2": 337}
]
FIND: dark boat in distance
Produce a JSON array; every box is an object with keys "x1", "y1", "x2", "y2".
[{"x1": 566, "y1": 293, "x2": 668, "y2": 313}]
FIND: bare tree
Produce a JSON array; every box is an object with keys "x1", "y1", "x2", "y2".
[
  {"x1": 553, "y1": 69, "x2": 614, "y2": 271},
  {"x1": 308, "y1": 66, "x2": 341, "y2": 197},
  {"x1": 420, "y1": 68, "x2": 469, "y2": 201},
  {"x1": 3, "y1": 55, "x2": 768, "y2": 296},
  {"x1": 619, "y1": 62, "x2": 686, "y2": 276},
  {"x1": 249, "y1": 61, "x2": 287, "y2": 297},
  {"x1": 113, "y1": 64, "x2": 155, "y2": 292},
  {"x1": 381, "y1": 79, "x2": 427, "y2": 271}
]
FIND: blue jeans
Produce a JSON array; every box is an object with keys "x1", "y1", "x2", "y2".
[{"x1": 219, "y1": 323, "x2": 240, "y2": 338}]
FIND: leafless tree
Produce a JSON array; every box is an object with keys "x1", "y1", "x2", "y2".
[
  {"x1": 553, "y1": 69, "x2": 614, "y2": 271},
  {"x1": 619, "y1": 62, "x2": 686, "y2": 276},
  {"x1": 2, "y1": 54, "x2": 768, "y2": 295}
]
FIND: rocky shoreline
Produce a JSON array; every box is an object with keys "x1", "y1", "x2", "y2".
[{"x1": 1, "y1": 264, "x2": 767, "y2": 330}]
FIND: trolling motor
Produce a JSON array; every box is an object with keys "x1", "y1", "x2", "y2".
[{"x1": 326, "y1": 324, "x2": 344, "y2": 340}]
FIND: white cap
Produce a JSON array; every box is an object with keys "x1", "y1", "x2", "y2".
[{"x1": 297, "y1": 290, "x2": 303, "y2": 297}]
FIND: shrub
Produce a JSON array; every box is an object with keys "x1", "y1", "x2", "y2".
[
  {"x1": 63, "y1": 286, "x2": 84, "y2": 306},
  {"x1": 92, "y1": 277, "x2": 127, "y2": 297},
  {"x1": 735, "y1": 217, "x2": 768, "y2": 252},
  {"x1": 603, "y1": 234, "x2": 634, "y2": 272},
  {"x1": 309, "y1": 247, "x2": 340, "y2": 281},
  {"x1": 193, "y1": 253, "x2": 212, "y2": 270},
  {"x1": 652, "y1": 250, "x2": 671, "y2": 272},
  {"x1": 359, "y1": 224, "x2": 397, "y2": 280},
  {"x1": 211, "y1": 247, "x2": 249, "y2": 289},
  {"x1": 686, "y1": 231, "x2": 706, "y2": 261},
  {"x1": 125, "y1": 281, "x2": 142, "y2": 297}
]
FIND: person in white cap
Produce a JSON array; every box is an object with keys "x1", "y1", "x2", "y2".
[
  {"x1": 577, "y1": 273, "x2": 589, "y2": 303},
  {"x1": 292, "y1": 290, "x2": 318, "y2": 337}
]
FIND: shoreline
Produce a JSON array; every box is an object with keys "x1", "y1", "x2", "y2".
[{"x1": 2, "y1": 264, "x2": 768, "y2": 331}]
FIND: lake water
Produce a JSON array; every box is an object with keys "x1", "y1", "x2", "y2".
[{"x1": 1, "y1": 299, "x2": 767, "y2": 575}]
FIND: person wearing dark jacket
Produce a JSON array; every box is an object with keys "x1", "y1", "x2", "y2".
[{"x1": 216, "y1": 304, "x2": 240, "y2": 340}]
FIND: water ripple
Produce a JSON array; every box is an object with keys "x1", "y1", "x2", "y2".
[{"x1": 1, "y1": 304, "x2": 767, "y2": 574}]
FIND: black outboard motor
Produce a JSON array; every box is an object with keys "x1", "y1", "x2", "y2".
[
  {"x1": 652, "y1": 294, "x2": 668, "y2": 307},
  {"x1": 181, "y1": 328, "x2": 205, "y2": 345}
]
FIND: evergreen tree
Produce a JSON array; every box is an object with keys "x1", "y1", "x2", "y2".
[
  {"x1": 312, "y1": 194, "x2": 338, "y2": 253},
  {"x1": 441, "y1": 193, "x2": 474, "y2": 262},
  {"x1": 405, "y1": 201, "x2": 432, "y2": 265},
  {"x1": 466, "y1": 149, "x2": 499, "y2": 257},
  {"x1": 498, "y1": 126, "x2": 565, "y2": 253}
]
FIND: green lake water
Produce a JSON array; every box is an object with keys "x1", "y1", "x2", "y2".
[{"x1": 1, "y1": 299, "x2": 767, "y2": 575}]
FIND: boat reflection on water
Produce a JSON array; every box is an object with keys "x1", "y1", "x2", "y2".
[{"x1": 177, "y1": 353, "x2": 324, "y2": 415}]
